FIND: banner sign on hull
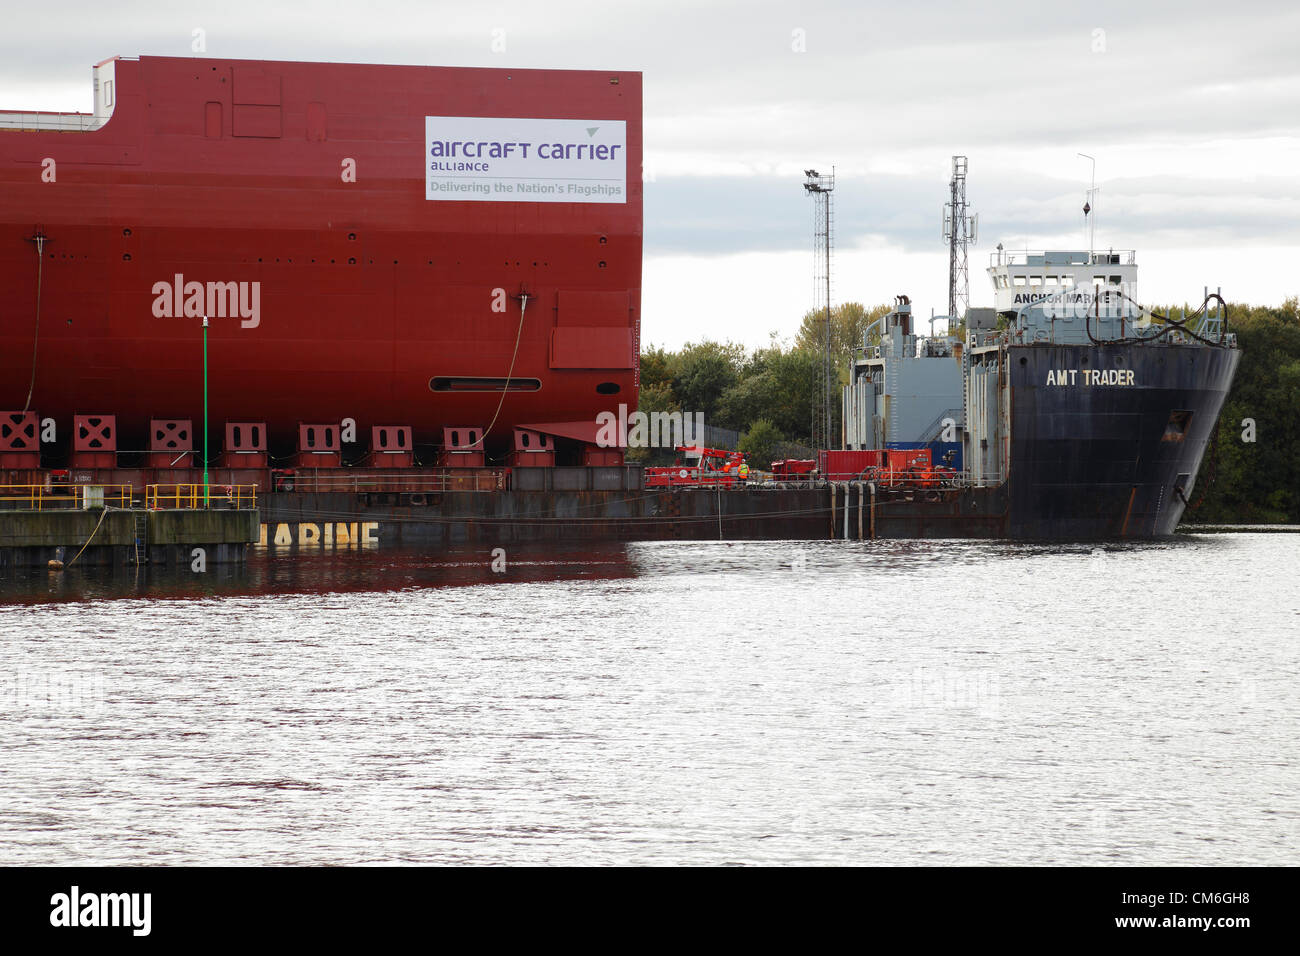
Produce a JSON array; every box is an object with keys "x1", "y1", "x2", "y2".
[{"x1": 425, "y1": 116, "x2": 627, "y2": 203}]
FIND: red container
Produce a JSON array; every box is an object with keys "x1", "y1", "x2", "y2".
[
  {"x1": 818, "y1": 450, "x2": 884, "y2": 481},
  {"x1": 772, "y1": 458, "x2": 816, "y2": 479}
]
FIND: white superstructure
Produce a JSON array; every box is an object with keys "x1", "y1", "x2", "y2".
[{"x1": 987, "y1": 247, "x2": 1137, "y2": 314}]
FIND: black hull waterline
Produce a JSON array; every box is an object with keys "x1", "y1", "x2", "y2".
[{"x1": 1003, "y1": 342, "x2": 1239, "y2": 538}]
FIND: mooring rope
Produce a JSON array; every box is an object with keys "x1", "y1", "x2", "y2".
[
  {"x1": 481, "y1": 291, "x2": 529, "y2": 442},
  {"x1": 22, "y1": 235, "x2": 46, "y2": 413},
  {"x1": 65, "y1": 506, "x2": 113, "y2": 568}
]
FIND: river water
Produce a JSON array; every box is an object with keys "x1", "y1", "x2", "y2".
[{"x1": 1, "y1": 534, "x2": 1295, "y2": 866}]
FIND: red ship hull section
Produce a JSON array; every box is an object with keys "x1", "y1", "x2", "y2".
[{"x1": 0, "y1": 56, "x2": 642, "y2": 458}]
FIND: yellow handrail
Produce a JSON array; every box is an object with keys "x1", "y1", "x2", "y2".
[
  {"x1": 144, "y1": 484, "x2": 257, "y2": 510},
  {"x1": 0, "y1": 484, "x2": 133, "y2": 510}
]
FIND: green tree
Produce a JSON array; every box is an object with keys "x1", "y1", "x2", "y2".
[
  {"x1": 715, "y1": 346, "x2": 821, "y2": 442},
  {"x1": 739, "y1": 419, "x2": 784, "y2": 471},
  {"x1": 670, "y1": 340, "x2": 744, "y2": 420},
  {"x1": 627, "y1": 381, "x2": 681, "y2": 464},
  {"x1": 638, "y1": 344, "x2": 674, "y2": 392},
  {"x1": 1191, "y1": 297, "x2": 1300, "y2": 523},
  {"x1": 795, "y1": 301, "x2": 892, "y2": 372}
]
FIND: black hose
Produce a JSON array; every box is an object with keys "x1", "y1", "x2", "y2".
[
  {"x1": 1085, "y1": 290, "x2": 1230, "y2": 348},
  {"x1": 22, "y1": 235, "x2": 46, "y2": 413}
]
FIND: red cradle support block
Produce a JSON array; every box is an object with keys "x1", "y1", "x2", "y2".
[
  {"x1": 367, "y1": 425, "x2": 413, "y2": 468},
  {"x1": 222, "y1": 422, "x2": 268, "y2": 468},
  {"x1": 0, "y1": 411, "x2": 40, "y2": 468},
  {"x1": 582, "y1": 446, "x2": 625, "y2": 467},
  {"x1": 436, "y1": 426, "x2": 485, "y2": 467},
  {"x1": 506, "y1": 428, "x2": 555, "y2": 468},
  {"x1": 72, "y1": 414, "x2": 117, "y2": 468},
  {"x1": 148, "y1": 418, "x2": 193, "y2": 467},
  {"x1": 512, "y1": 429, "x2": 554, "y2": 453},
  {"x1": 294, "y1": 422, "x2": 341, "y2": 468}
]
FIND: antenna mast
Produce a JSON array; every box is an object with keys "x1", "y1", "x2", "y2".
[
  {"x1": 804, "y1": 167, "x2": 835, "y2": 451},
  {"x1": 1078, "y1": 153, "x2": 1097, "y2": 256},
  {"x1": 943, "y1": 156, "x2": 977, "y2": 320}
]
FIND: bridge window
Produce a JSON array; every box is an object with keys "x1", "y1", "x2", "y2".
[
  {"x1": 1029, "y1": 275, "x2": 1042, "y2": 287},
  {"x1": 1061, "y1": 275, "x2": 1074, "y2": 287},
  {"x1": 1013, "y1": 275, "x2": 1026, "y2": 287}
]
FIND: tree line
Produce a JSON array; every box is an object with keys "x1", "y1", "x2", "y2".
[
  {"x1": 635, "y1": 302, "x2": 890, "y2": 468},
  {"x1": 1191, "y1": 297, "x2": 1300, "y2": 524},
  {"x1": 636, "y1": 298, "x2": 1298, "y2": 524}
]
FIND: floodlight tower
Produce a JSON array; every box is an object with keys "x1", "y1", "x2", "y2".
[{"x1": 803, "y1": 167, "x2": 835, "y2": 451}]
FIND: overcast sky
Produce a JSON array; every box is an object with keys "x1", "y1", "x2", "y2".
[{"x1": 5, "y1": 0, "x2": 1298, "y2": 348}]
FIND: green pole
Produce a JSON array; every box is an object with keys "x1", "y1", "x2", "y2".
[{"x1": 203, "y1": 316, "x2": 209, "y2": 509}]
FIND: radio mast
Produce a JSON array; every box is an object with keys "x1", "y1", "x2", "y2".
[
  {"x1": 1078, "y1": 153, "x2": 1097, "y2": 255},
  {"x1": 943, "y1": 156, "x2": 977, "y2": 321},
  {"x1": 804, "y1": 168, "x2": 835, "y2": 450}
]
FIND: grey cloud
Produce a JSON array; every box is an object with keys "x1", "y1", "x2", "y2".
[
  {"x1": 645, "y1": 169, "x2": 1300, "y2": 256},
  {"x1": 4, "y1": 0, "x2": 1298, "y2": 259}
]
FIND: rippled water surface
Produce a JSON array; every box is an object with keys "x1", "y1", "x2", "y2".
[{"x1": 1, "y1": 535, "x2": 1296, "y2": 865}]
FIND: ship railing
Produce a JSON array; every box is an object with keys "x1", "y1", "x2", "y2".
[
  {"x1": 988, "y1": 248, "x2": 1137, "y2": 268},
  {"x1": 0, "y1": 484, "x2": 135, "y2": 511},
  {"x1": 279, "y1": 471, "x2": 506, "y2": 493},
  {"x1": 886, "y1": 470, "x2": 1002, "y2": 489},
  {"x1": 969, "y1": 330, "x2": 1006, "y2": 349},
  {"x1": 785, "y1": 470, "x2": 1006, "y2": 489},
  {"x1": 145, "y1": 484, "x2": 258, "y2": 510},
  {"x1": 0, "y1": 111, "x2": 107, "y2": 132}
]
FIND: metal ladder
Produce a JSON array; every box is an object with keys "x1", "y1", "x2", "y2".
[{"x1": 132, "y1": 511, "x2": 148, "y2": 565}]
